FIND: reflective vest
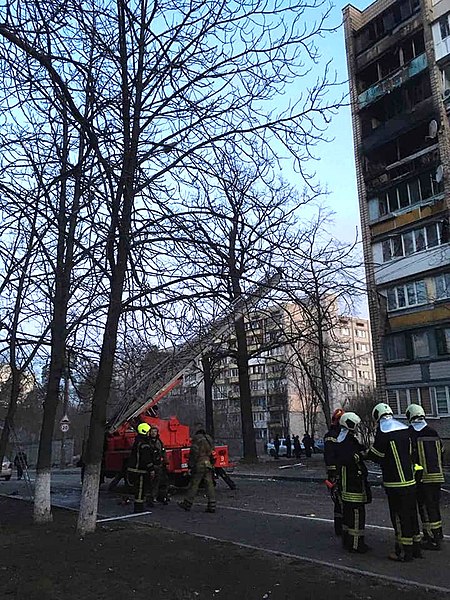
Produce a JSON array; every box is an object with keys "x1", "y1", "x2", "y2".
[
  {"x1": 410, "y1": 424, "x2": 444, "y2": 484},
  {"x1": 368, "y1": 426, "x2": 415, "y2": 490},
  {"x1": 336, "y1": 431, "x2": 369, "y2": 503}
]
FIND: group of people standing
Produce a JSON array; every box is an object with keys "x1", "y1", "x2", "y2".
[
  {"x1": 272, "y1": 432, "x2": 315, "y2": 459},
  {"x1": 324, "y1": 403, "x2": 444, "y2": 561},
  {"x1": 127, "y1": 422, "x2": 216, "y2": 514},
  {"x1": 126, "y1": 422, "x2": 170, "y2": 513}
]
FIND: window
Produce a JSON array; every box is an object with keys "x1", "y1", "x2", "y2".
[
  {"x1": 340, "y1": 327, "x2": 350, "y2": 336},
  {"x1": 436, "y1": 328, "x2": 450, "y2": 355},
  {"x1": 355, "y1": 329, "x2": 367, "y2": 338},
  {"x1": 432, "y1": 386, "x2": 450, "y2": 415},
  {"x1": 411, "y1": 332, "x2": 429, "y2": 358},
  {"x1": 228, "y1": 368, "x2": 239, "y2": 378},
  {"x1": 345, "y1": 369, "x2": 354, "y2": 378},
  {"x1": 388, "y1": 388, "x2": 433, "y2": 416},
  {"x1": 380, "y1": 223, "x2": 444, "y2": 262},
  {"x1": 440, "y1": 16, "x2": 450, "y2": 40},
  {"x1": 249, "y1": 364, "x2": 265, "y2": 375},
  {"x1": 386, "y1": 280, "x2": 428, "y2": 311},
  {"x1": 435, "y1": 273, "x2": 450, "y2": 299},
  {"x1": 372, "y1": 170, "x2": 443, "y2": 222},
  {"x1": 384, "y1": 333, "x2": 407, "y2": 361}
]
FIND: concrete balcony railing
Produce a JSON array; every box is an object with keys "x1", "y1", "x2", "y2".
[{"x1": 358, "y1": 53, "x2": 427, "y2": 110}]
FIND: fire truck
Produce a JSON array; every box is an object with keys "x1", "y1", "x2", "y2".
[{"x1": 102, "y1": 270, "x2": 282, "y2": 491}]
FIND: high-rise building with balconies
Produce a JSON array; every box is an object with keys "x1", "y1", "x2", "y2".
[{"x1": 343, "y1": 0, "x2": 450, "y2": 435}]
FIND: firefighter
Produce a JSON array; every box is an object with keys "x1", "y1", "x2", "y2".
[
  {"x1": 368, "y1": 403, "x2": 421, "y2": 562},
  {"x1": 336, "y1": 412, "x2": 371, "y2": 553},
  {"x1": 324, "y1": 407, "x2": 345, "y2": 536},
  {"x1": 126, "y1": 422, "x2": 154, "y2": 513},
  {"x1": 406, "y1": 403, "x2": 444, "y2": 550},
  {"x1": 148, "y1": 425, "x2": 169, "y2": 506},
  {"x1": 178, "y1": 427, "x2": 216, "y2": 513}
]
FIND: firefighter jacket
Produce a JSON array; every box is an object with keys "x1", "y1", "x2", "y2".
[
  {"x1": 410, "y1": 422, "x2": 444, "y2": 485},
  {"x1": 336, "y1": 430, "x2": 370, "y2": 504},
  {"x1": 127, "y1": 434, "x2": 154, "y2": 475},
  {"x1": 188, "y1": 432, "x2": 214, "y2": 470},
  {"x1": 324, "y1": 424, "x2": 340, "y2": 479},
  {"x1": 149, "y1": 436, "x2": 168, "y2": 467},
  {"x1": 367, "y1": 419, "x2": 415, "y2": 490}
]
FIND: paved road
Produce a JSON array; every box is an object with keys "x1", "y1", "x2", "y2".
[{"x1": 2, "y1": 473, "x2": 450, "y2": 593}]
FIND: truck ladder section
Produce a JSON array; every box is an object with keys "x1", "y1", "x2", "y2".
[{"x1": 108, "y1": 269, "x2": 282, "y2": 433}]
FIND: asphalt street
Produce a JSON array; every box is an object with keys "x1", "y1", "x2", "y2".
[{"x1": 2, "y1": 472, "x2": 450, "y2": 594}]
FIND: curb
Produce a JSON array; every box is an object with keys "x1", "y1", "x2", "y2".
[{"x1": 231, "y1": 472, "x2": 384, "y2": 486}]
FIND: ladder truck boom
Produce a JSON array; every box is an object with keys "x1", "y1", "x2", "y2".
[{"x1": 108, "y1": 269, "x2": 282, "y2": 432}]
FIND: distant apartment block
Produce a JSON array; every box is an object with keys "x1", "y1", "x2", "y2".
[
  {"x1": 164, "y1": 303, "x2": 375, "y2": 453},
  {"x1": 343, "y1": 0, "x2": 450, "y2": 434}
]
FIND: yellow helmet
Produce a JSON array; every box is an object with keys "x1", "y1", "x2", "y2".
[
  {"x1": 137, "y1": 423, "x2": 151, "y2": 435},
  {"x1": 405, "y1": 404, "x2": 425, "y2": 422},
  {"x1": 372, "y1": 402, "x2": 393, "y2": 422},
  {"x1": 339, "y1": 412, "x2": 361, "y2": 431}
]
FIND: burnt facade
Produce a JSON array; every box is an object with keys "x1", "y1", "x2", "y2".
[{"x1": 343, "y1": 0, "x2": 450, "y2": 437}]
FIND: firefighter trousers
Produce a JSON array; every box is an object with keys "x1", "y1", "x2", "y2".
[
  {"x1": 333, "y1": 490, "x2": 343, "y2": 536},
  {"x1": 342, "y1": 502, "x2": 366, "y2": 552},
  {"x1": 417, "y1": 482, "x2": 443, "y2": 542},
  {"x1": 386, "y1": 488, "x2": 421, "y2": 559},
  {"x1": 184, "y1": 462, "x2": 215, "y2": 509},
  {"x1": 150, "y1": 465, "x2": 169, "y2": 502},
  {"x1": 128, "y1": 471, "x2": 151, "y2": 512}
]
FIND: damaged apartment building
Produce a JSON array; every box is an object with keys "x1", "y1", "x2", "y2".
[{"x1": 343, "y1": 0, "x2": 450, "y2": 436}]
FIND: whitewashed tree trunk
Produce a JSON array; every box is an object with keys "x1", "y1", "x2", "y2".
[
  {"x1": 33, "y1": 469, "x2": 53, "y2": 523},
  {"x1": 77, "y1": 462, "x2": 101, "y2": 535}
]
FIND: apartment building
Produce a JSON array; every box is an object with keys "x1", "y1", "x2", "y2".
[
  {"x1": 165, "y1": 303, "x2": 375, "y2": 453},
  {"x1": 333, "y1": 316, "x2": 376, "y2": 402},
  {"x1": 343, "y1": 0, "x2": 450, "y2": 433}
]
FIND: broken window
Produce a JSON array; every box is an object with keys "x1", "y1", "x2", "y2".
[{"x1": 439, "y1": 15, "x2": 450, "y2": 40}]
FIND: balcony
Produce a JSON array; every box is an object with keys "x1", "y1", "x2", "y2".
[
  {"x1": 358, "y1": 53, "x2": 427, "y2": 110},
  {"x1": 361, "y1": 97, "x2": 434, "y2": 155}
]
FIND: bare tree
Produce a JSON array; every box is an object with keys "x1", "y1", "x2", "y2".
[
  {"x1": 0, "y1": 0, "x2": 341, "y2": 530},
  {"x1": 344, "y1": 387, "x2": 378, "y2": 448}
]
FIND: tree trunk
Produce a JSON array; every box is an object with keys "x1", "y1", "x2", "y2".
[
  {"x1": 202, "y1": 355, "x2": 215, "y2": 438},
  {"x1": 0, "y1": 367, "x2": 21, "y2": 464},
  {"x1": 235, "y1": 315, "x2": 257, "y2": 461}
]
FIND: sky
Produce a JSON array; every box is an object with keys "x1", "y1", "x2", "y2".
[{"x1": 303, "y1": 0, "x2": 369, "y2": 244}]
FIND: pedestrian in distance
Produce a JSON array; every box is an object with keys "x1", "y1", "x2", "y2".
[
  {"x1": 126, "y1": 422, "x2": 155, "y2": 513},
  {"x1": 285, "y1": 434, "x2": 292, "y2": 458},
  {"x1": 324, "y1": 407, "x2": 345, "y2": 536},
  {"x1": 406, "y1": 403, "x2": 444, "y2": 550},
  {"x1": 273, "y1": 434, "x2": 281, "y2": 460},
  {"x1": 13, "y1": 451, "x2": 27, "y2": 480},
  {"x1": 293, "y1": 435, "x2": 302, "y2": 459},
  {"x1": 178, "y1": 427, "x2": 216, "y2": 513},
  {"x1": 302, "y1": 433, "x2": 312, "y2": 458},
  {"x1": 368, "y1": 403, "x2": 422, "y2": 562},
  {"x1": 336, "y1": 412, "x2": 371, "y2": 554}
]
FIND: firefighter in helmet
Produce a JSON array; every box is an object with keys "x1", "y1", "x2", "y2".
[
  {"x1": 148, "y1": 425, "x2": 169, "y2": 506},
  {"x1": 127, "y1": 422, "x2": 154, "y2": 513},
  {"x1": 406, "y1": 403, "x2": 444, "y2": 550},
  {"x1": 368, "y1": 403, "x2": 421, "y2": 562},
  {"x1": 335, "y1": 412, "x2": 371, "y2": 553},
  {"x1": 178, "y1": 427, "x2": 216, "y2": 513},
  {"x1": 324, "y1": 407, "x2": 345, "y2": 536}
]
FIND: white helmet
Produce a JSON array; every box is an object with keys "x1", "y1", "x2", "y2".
[
  {"x1": 339, "y1": 412, "x2": 361, "y2": 431},
  {"x1": 405, "y1": 404, "x2": 425, "y2": 422},
  {"x1": 372, "y1": 402, "x2": 393, "y2": 422}
]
